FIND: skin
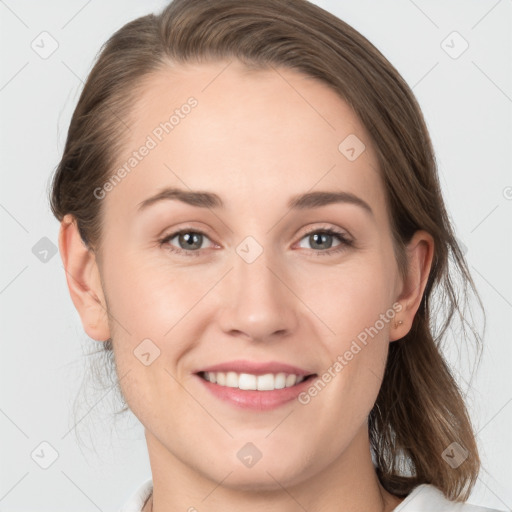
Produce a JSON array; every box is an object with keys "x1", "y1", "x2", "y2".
[{"x1": 59, "y1": 60, "x2": 434, "y2": 512}]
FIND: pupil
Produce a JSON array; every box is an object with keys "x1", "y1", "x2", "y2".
[
  {"x1": 181, "y1": 232, "x2": 201, "y2": 249},
  {"x1": 312, "y1": 233, "x2": 332, "y2": 249}
]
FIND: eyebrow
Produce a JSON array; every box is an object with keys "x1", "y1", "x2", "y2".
[{"x1": 136, "y1": 187, "x2": 373, "y2": 216}]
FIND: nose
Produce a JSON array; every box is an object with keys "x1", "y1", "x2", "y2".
[{"x1": 217, "y1": 247, "x2": 298, "y2": 343}]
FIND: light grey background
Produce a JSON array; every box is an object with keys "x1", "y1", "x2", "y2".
[{"x1": 0, "y1": 0, "x2": 511, "y2": 510}]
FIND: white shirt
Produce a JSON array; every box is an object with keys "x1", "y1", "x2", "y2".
[{"x1": 118, "y1": 479, "x2": 504, "y2": 512}]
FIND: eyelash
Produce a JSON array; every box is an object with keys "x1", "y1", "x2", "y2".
[{"x1": 158, "y1": 225, "x2": 354, "y2": 258}]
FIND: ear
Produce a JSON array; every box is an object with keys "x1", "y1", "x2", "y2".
[
  {"x1": 58, "y1": 214, "x2": 111, "y2": 342},
  {"x1": 390, "y1": 230, "x2": 435, "y2": 342}
]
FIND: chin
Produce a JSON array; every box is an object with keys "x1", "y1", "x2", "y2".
[{"x1": 197, "y1": 452, "x2": 318, "y2": 493}]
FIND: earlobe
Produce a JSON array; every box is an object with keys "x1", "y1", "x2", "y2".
[
  {"x1": 58, "y1": 214, "x2": 111, "y2": 342},
  {"x1": 390, "y1": 230, "x2": 435, "y2": 342}
]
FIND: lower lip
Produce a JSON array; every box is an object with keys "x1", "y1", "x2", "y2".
[{"x1": 195, "y1": 374, "x2": 315, "y2": 410}]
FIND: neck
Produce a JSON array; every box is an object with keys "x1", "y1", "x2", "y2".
[{"x1": 143, "y1": 426, "x2": 403, "y2": 512}]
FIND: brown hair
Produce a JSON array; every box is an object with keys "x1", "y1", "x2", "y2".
[{"x1": 49, "y1": 0, "x2": 484, "y2": 500}]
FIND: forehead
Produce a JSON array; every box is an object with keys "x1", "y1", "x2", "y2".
[{"x1": 106, "y1": 60, "x2": 385, "y2": 221}]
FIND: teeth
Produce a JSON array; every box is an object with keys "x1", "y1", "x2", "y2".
[
  {"x1": 257, "y1": 373, "x2": 276, "y2": 391},
  {"x1": 239, "y1": 373, "x2": 257, "y2": 390},
  {"x1": 285, "y1": 374, "x2": 297, "y2": 387},
  {"x1": 225, "y1": 371, "x2": 238, "y2": 388},
  {"x1": 216, "y1": 372, "x2": 226, "y2": 386},
  {"x1": 203, "y1": 371, "x2": 306, "y2": 390},
  {"x1": 274, "y1": 373, "x2": 286, "y2": 389}
]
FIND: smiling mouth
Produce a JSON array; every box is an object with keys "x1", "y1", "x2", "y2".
[{"x1": 197, "y1": 371, "x2": 317, "y2": 391}]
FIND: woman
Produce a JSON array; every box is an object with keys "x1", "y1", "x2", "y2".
[{"x1": 49, "y1": 0, "x2": 502, "y2": 510}]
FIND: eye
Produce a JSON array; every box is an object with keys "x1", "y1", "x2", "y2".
[
  {"x1": 159, "y1": 229, "x2": 215, "y2": 257},
  {"x1": 296, "y1": 227, "x2": 353, "y2": 256},
  {"x1": 158, "y1": 226, "x2": 353, "y2": 258}
]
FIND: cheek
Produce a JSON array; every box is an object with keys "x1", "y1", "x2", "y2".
[
  {"x1": 102, "y1": 247, "x2": 208, "y2": 336},
  {"x1": 101, "y1": 249, "x2": 220, "y2": 404},
  {"x1": 297, "y1": 255, "x2": 396, "y2": 342},
  {"x1": 104, "y1": 259, "x2": 196, "y2": 426},
  {"x1": 103, "y1": 237, "x2": 397, "y2": 355},
  {"x1": 298, "y1": 255, "x2": 396, "y2": 405}
]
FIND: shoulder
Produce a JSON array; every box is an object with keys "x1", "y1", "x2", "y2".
[
  {"x1": 394, "y1": 484, "x2": 505, "y2": 512},
  {"x1": 117, "y1": 479, "x2": 153, "y2": 512}
]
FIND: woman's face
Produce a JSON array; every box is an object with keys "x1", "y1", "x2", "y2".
[{"x1": 80, "y1": 60, "x2": 421, "y2": 489}]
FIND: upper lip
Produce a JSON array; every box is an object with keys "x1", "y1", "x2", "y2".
[{"x1": 196, "y1": 359, "x2": 315, "y2": 377}]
